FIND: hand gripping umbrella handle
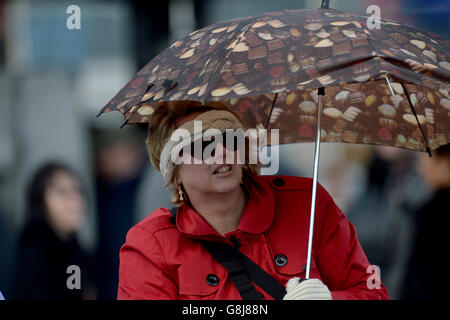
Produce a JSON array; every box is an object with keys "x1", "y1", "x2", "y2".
[{"x1": 305, "y1": 87, "x2": 325, "y2": 279}]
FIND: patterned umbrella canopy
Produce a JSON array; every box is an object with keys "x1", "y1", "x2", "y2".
[{"x1": 97, "y1": 6, "x2": 450, "y2": 152}]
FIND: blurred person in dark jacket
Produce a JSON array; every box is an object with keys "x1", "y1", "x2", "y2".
[
  {"x1": 346, "y1": 146, "x2": 430, "y2": 298},
  {"x1": 93, "y1": 128, "x2": 148, "y2": 299},
  {"x1": 0, "y1": 203, "x2": 15, "y2": 300},
  {"x1": 400, "y1": 143, "x2": 450, "y2": 300},
  {"x1": 13, "y1": 162, "x2": 96, "y2": 300}
]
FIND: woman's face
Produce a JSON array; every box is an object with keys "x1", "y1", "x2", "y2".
[
  {"x1": 44, "y1": 170, "x2": 86, "y2": 237},
  {"x1": 175, "y1": 112, "x2": 244, "y2": 199}
]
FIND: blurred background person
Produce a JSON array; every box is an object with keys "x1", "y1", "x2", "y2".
[
  {"x1": 13, "y1": 162, "x2": 97, "y2": 300},
  {"x1": 400, "y1": 143, "x2": 450, "y2": 299},
  {"x1": 0, "y1": 198, "x2": 15, "y2": 300},
  {"x1": 346, "y1": 146, "x2": 431, "y2": 299},
  {"x1": 92, "y1": 128, "x2": 148, "y2": 300}
]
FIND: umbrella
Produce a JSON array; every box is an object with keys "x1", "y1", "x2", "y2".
[{"x1": 97, "y1": 0, "x2": 450, "y2": 279}]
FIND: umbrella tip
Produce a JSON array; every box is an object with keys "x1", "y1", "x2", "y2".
[
  {"x1": 162, "y1": 79, "x2": 177, "y2": 94},
  {"x1": 318, "y1": 87, "x2": 325, "y2": 95},
  {"x1": 120, "y1": 119, "x2": 129, "y2": 129},
  {"x1": 321, "y1": 0, "x2": 330, "y2": 8}
]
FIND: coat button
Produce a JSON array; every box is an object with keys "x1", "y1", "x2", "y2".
[
  {"x1": 272, "y1": 177, "x2": 285, "y2": 187},
  {"x1": 275, "y1": 254, "x2": 288, "y2": 267},
  {"x1": 206, "y1": 274, "x2": 219, "y2": 286}
]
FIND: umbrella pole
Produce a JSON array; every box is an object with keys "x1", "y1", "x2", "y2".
[{"x1": 305, "y1": 87, "x2": 325, "y2": 279}]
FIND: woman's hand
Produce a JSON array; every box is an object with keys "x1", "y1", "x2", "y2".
[{"x1": 283, "y1": 277, "x2": 332, "y2": 300}]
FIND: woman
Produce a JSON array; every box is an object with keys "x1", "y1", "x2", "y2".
[
  {"x1": 118, "y1": 102, "x2": 389, "y2": 300},
  {"x1": 14, "y1": 162, "x2": 96, "y2": 300}
]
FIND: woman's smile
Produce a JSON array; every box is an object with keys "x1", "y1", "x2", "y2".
[{"x1": 212, "y1": 164, "x2": 233, "y2": 176}]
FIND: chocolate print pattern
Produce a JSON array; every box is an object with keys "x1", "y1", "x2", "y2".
[{"x1": 98, "y1": 8, "x2": 450, "y2": 152}]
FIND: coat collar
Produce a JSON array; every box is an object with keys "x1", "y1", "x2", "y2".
[{"x1": 176, "y1": 174, "x2": 275, "y2": 240}]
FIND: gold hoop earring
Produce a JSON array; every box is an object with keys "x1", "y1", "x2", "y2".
[{"x1": 177, "y1": 184, "x2": 184, "y2": 201}]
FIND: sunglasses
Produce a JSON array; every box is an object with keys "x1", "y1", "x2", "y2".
[{"x1": 178, "y1": 131, "x2": 245, "y2": 160}]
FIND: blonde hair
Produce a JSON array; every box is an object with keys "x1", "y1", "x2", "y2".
[{"x1": 145, "y1": 100, "x2": 260, "y2": 205}]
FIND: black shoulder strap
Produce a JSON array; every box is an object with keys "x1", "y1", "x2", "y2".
[
  {"x1": 169, "y1": 207, "x2": 177, "y2": 225},
  {"x1": 199, "y1": 240, "x2": 286, "y2": 300},
  {"x1": 169, "y1": 207, "x2": 286, "y2": 300},
  {"x1": 232, "y1": 245, "x2": 287, "y2": 300},
  {"x1": 199, "y1": 240, "x2": 266, "y2": 300}
]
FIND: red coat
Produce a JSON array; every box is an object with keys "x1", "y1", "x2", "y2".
[{"x1": 118, "y1": 174, "x2": 390, "y2": 300}]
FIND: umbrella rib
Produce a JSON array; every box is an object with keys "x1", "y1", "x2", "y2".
[
  {"x1": 319, "y1": 56, "x2": 374, "y2": 76},
  {"x1": 201, "y1": 20, "x2": 255, "y2": 104},
  {"x1": 380, "y1": 56, "x2": 449, "y2": 85},
  {"x1": 264, "y1": 93, "x2": 279, "y2": 130},
  {"x1": 400, "y1": 83, "x2": 432, "y2": 157}
]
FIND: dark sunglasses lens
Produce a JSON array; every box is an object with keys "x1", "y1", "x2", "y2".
[
  {"x1": 223, "y1": 132, "x2": 240, "y2": 151},
  {"x1": 188, "y1": 141, "x2": 202, "y2": 160},
  {"x1": 185, "y1": 132, "x2": 241, "y2": 160}
]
